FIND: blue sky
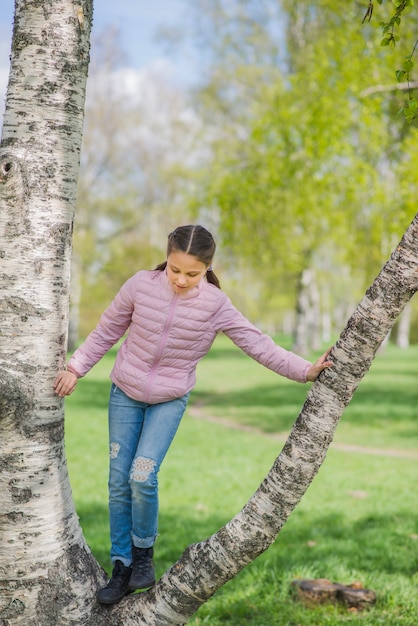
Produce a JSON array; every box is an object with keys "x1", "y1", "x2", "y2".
[{"x1": 0, "y1": 0, "x2": 196, "y2": 108}]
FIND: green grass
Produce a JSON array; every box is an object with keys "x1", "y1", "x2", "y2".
[{"x1": 64, "y1": 336, "x2": 418, "y2": 625}]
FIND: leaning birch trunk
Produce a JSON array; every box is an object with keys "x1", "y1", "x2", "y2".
[
  {"x1": 105, "y1": 213, "x2": 418, "y2": 626},
  {"x1": 0, "y1": 1, "x2": 105, "y2": 623}
]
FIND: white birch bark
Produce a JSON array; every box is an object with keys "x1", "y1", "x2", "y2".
[
  {"x1": 1, "y1": 2, "x2": 418, "y2": 625},
  {"x1": 0, "y1": 1, "x2": 105, "y2": 624}
]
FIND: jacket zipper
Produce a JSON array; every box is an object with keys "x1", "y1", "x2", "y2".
[{"x1": 143, "y1": 293, "x2": 178, "y2": 403}]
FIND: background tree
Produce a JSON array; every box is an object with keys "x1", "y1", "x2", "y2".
[{"x1": 186, "y1": 0, "x2": 418, "y2": 349}]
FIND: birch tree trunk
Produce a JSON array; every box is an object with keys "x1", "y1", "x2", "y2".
[
  {"x1": 0, "y1": 1, "x2": 106, "y2": 623},
  {"x1": 1, "y1": 2, "x2": 418, "y2": 626}
]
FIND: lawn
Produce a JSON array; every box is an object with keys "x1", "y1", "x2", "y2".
[{"x1": 64, "y1": 336, "x2": 418, "y2": 625}]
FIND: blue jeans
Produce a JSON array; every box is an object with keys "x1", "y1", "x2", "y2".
[{"x1": 107, "y1": 383, "x2": 189, "y2": 566}]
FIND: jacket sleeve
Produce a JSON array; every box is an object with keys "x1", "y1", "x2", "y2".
[
  {"x1": 212, "y1": 294, "x2": 312, "y2": 383},
  {"x1": 67, "y1": 274, "x2": 137, "y2": 377}
]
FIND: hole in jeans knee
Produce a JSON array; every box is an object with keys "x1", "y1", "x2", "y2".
[{"x1": 130, "y1": 456, "x2": 156, "y2": 482}]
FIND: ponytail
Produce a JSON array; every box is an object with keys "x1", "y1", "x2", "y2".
[{"x1": 206, "y1": 268, "x2": 221, "y2": 289}]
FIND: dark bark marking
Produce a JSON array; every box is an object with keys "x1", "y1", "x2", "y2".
[
  {"x1": 0, "y1": 151, "x2": 30, "y2": 237},
  {"x1": 0, "y1": 368, "x2": 34, "y2": 426},
  {"x1": 35, "y1": 544, "x2": 106, "y2": 626},
  {"x1": 9, "y1": 481, "x2": 33, "y2": 504},
  {"x1": 0, "y1": 296, "x2": 49, "y2": 319},
  {"x1": 0, "y1": 598, "x2": 26, "y2": 620}
]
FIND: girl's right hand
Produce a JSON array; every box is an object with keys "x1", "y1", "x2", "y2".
[
  {"x1": 54, "y1": 370, "x2": 78, "y2": 397},
  {"x1": 306, "y1": 348, "x2": 333, "y2": 382}
]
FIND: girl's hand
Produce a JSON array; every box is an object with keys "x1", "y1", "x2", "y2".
[
  {"x1": 54, "y1": 370, "x2": 78, "y2": 397},
  {"x1": 306, "y1": 348, "x2": 333, "y2": 382}
]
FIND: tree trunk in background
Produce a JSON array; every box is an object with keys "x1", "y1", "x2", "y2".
[
  {"x1": 68, "y1": 253, "x2": 82, "y2": 352},
  {"x1": 0, "y1": 1, "x2": 105, "y2": 623},
  {"x1": 293, "y1": 267, "x2": 321, "y2": 354},
  {"x1": 396, "y1": 300, "x2": 411, "y2": 348},
  {"x1": 1, "y1": 2, "x2": 418, "y2": 625}
]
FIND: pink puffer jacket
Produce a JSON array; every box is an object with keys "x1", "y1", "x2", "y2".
[{"x1": 67, "y1": 270, "x2": 311, "y2": 403}]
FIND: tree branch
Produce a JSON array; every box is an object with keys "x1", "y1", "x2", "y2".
[{"x1": 360, "y1": 80, "x2": 418, "y2": 97}]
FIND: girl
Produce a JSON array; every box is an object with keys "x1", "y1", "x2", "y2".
[{"x1": 54, "y1": 224, "x2": 332, "y2": 605}]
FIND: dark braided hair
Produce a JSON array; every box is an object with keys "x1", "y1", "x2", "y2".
[{"x1": 155, "y1": 225, "x2": 221, "y2": 289}]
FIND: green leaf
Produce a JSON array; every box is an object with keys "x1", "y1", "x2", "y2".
[
  {"x1": 402, "y1": 98, "x2": 418, "y2": 123},
  {"x1": 403, "y1": 60, "x2": 414, "y2": 72},
  {"x1": 381, "y1": 38, "x2": 391, "y2": 46},
  {"x1": 409, "y1": 97, "x2": 418, "y2": 111},
  {"x1": 396, "y1": 69, "x2": 406, "y2": 81}
]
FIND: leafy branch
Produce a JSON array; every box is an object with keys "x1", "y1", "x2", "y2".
[
  {"x1": 363, "y1": 0, "x2": 418, "y2": 122},
  {"x1": 395, "y1": 39, "x2": 418, "y2": 122},
  {"x1": 379, "y1": 0, "x2": 412, "y2": 46}
]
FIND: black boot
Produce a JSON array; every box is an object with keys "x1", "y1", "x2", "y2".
[
  {"x1": 96, "y1": 560, "x2": 133, "y2": 605},
  {"x1": 128, "y1": 545, "x2": 156, "y2": 591}
]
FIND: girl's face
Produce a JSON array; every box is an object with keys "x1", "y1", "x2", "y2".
[{"x1": 167, "y1": 250, "x2": 209, "y2": 294}]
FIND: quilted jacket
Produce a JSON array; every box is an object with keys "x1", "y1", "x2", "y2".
[{"x1": 67, "y1": 269, "x2": 312, "y2": 404}]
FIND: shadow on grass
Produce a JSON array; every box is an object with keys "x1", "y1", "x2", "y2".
[
  {"x1": 344, "y1": 383, "x2": 418, "y2": 425},
  {"x1": 191, "y1": 384, "x2": 308, "y2": 432},
  {"x1": 79, "y1": 502, "x2": 417, "y2": 580},
  {"x1": 76, "y1": 504, "x2": 111, "y2": 570},
  {"x1": 191, "y1": 379, "x2": 418, "y2": 435},
  {"x1": 67, "y1": 379, "x2": 111, "y2": 411},
  {"x1": 278, "y1": 510, "x2": 417, "y2": 577}
]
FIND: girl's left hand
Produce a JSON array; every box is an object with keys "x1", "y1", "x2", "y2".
[{"x1": 306, "y1": 348, "x2": 333, "y2": 382}]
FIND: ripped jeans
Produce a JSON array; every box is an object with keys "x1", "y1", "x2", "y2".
[{"x1": 108, "y1": 383, "x2": 189, "y2": 566}]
